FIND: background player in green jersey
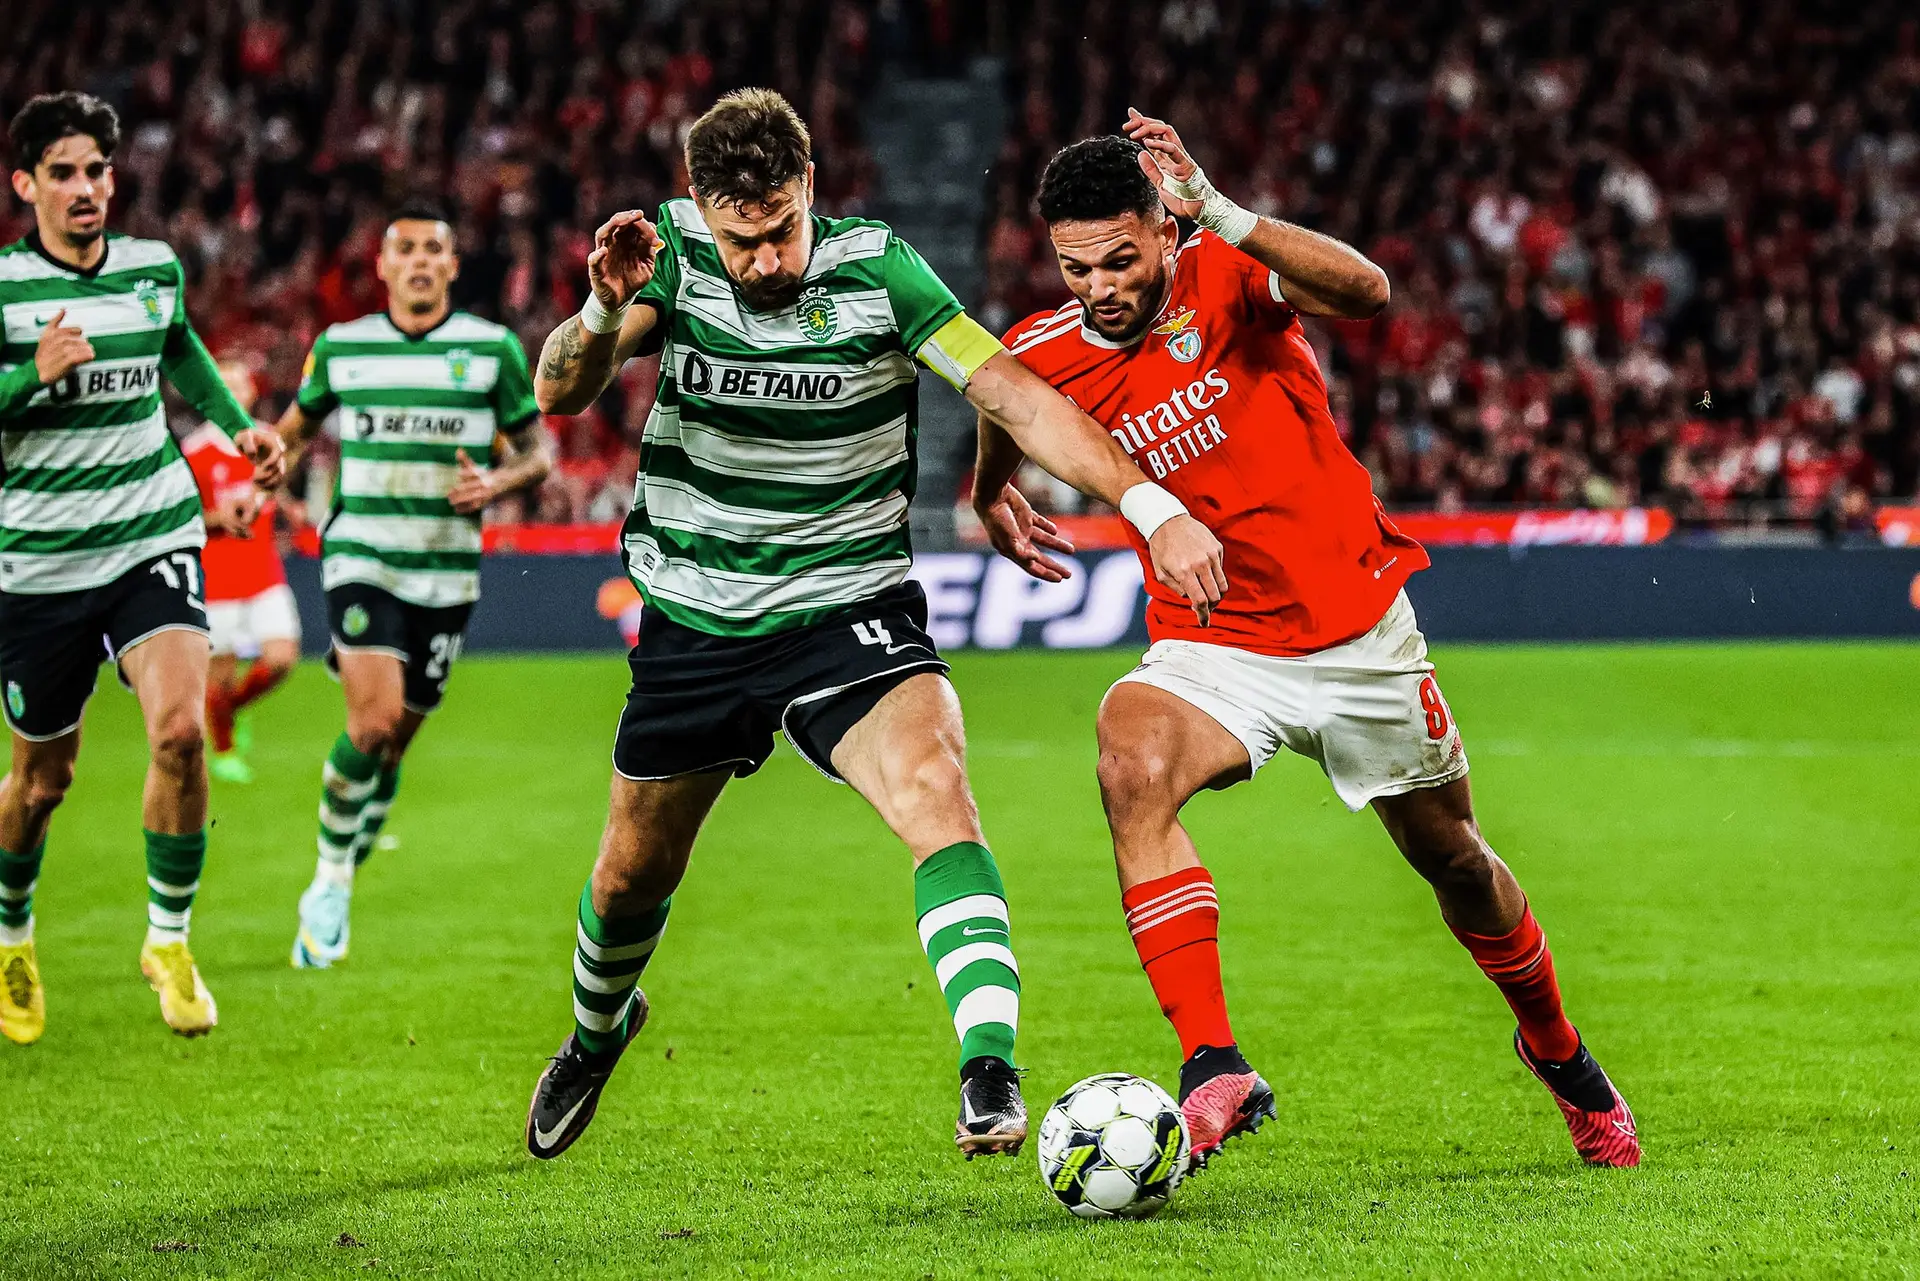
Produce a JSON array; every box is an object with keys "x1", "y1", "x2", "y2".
[
  {"x1": 523, "y1": 88, "x2": 1226, "y2": 1161},
  {"x1": 0, "y1": 93, "x2": 286, "y2": 1043},
  {"x1": 273, "y1": 204, "x2": 551, "y2": 971}
]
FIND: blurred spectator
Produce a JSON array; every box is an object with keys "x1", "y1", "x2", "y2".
[
  {"x1": 11, "y1": 1, "x2": 1920, "y2": 529},
  {"x1": 980, "y1": 0, "x2": 1920, "y2": 524},
  {"x1": 2, "y1": 0, "x2": 884, "y2": 523}
]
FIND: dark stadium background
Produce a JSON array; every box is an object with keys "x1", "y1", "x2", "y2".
[{"x1": 5, "y1": 0, "x2": 1920, "y2": 639}]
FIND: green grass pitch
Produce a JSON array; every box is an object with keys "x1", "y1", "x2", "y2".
[{"x1": 3, "y1": 643, "x2": 1916, "y2": 1278}]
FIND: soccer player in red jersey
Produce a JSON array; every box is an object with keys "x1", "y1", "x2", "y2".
[
  {"x1": 183, "y1": 362, "x2": 299, "y2": 785},
  {"x1": 978, "y1": 115, "x2": 1639, "y2": 1170}
]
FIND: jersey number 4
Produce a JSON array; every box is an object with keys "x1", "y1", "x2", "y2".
[{"x1": 852, "y1": 620, "x2": 911, "y2": 656}]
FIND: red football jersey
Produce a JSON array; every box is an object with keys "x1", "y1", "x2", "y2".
[
  {"x1": 1004, "y1": 231, "x2": 1427, "y2": 656},
  {"x1": 184, "y1": 430, "x2": 285, "y2": 601}
]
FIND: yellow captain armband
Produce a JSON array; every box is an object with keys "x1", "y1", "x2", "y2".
[{"x1": 916, "y1": 312, "x2": 1005, "y2": 391}]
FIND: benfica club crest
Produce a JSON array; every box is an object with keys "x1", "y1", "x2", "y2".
[{"x1": 1154, "y1": 307, "x2": 1202, "y2": 363}]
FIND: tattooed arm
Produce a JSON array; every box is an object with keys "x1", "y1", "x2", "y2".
[
  {"x1": 535, "y1": 210, "x2": 665, "y2": 415},
  {"x1": 535, "y1": 301, "x2": 661, "y2": 415}
]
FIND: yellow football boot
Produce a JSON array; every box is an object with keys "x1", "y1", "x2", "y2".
[
  {"x1": 139, "y1": 939, "x2": 217, "y2": 1037},
  {"x1": 0, "y1": 940, "x2": 45, "y2": 1045}
]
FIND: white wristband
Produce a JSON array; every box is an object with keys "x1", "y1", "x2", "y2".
[
  {"x1": 579, "y1": 292, "x2": 629, "y2": 334},
  {"x1": 1166, "y1": 165, "x2": 1259, "y2": 246},
  {"x1": 1119, "y1": 481, "x2": 1189, "y2": 541}
]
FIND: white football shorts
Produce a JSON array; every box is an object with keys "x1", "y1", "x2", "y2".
[
  {"x1": 206, "y1": 583, "x2": 302, "y2": 659},
  {"x1": 1111, "y1": 590, "x2": 1469, "y2": 811}
]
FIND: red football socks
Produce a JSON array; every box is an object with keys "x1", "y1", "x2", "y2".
[
  {"x1": 1452, "y1": 904, "x2": 1580, "y2": 1063},
  {"x1": 1123, "y1": 866, "x2": 1234, "y2": 1060},
  {"x1": 229, "y1": 662, "x2": 287, "y2": 710},
  {"x1": 205, "y1": 689, "x2": 235, "y2": 753}
]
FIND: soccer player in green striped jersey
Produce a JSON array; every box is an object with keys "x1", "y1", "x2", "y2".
[
  {"x1": 522, "y1": 88, "x2": 1227, "y2": 1162},
  {"x1": 273, "y1": 203, "x2": 551, "y2": 972},
  {"x1": 0, "y1": 93, "x2": 287, "y2": 1044}
]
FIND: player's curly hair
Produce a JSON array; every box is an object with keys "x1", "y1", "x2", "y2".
[
  {"x1": 686, "y1": 88, "x2": 812, "y2": 210},
  {"x1": 8, "y1": 91, "x2": 121, "y2": 172},
  {"x1": 1037, "y1": 136, "x2": 1161, "y2": 224}
]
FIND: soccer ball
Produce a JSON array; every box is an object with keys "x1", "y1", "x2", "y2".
[{"x1": 1036, "y1": 1073, "x2": 1191, "y2": 1219}]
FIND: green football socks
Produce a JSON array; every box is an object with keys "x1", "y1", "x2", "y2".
[
  {"x1": 914, "y1": 841, "x2": 1021, "y2": 1069},
  {"x1": 0, "y1": 840, "x2": 43, "y2": 946},
  {"x1": 144, "y1": 829, "x2": 205, "y2": 945},
  {"x1": 571, "y1": 882, "x2": 669, "y2": 1055},
  {"x1": 351, "y1": 764, "x2": 401, "y2": 867},
  {"x1": 315, "y1": 733, "x2": 380, "y2": 887}
]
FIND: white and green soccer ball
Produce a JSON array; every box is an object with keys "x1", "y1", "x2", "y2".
[{"x1": 1037, "y1": 1072, "x2": 1191, "y2": 1219}]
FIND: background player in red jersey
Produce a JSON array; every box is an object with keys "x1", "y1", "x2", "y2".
[
  {"x1": 977, "y1": 115, "x2": 1640, "y2": 1171},
  {"x1": 183, "y1": 362, "x2": 300, "y2": 785}
]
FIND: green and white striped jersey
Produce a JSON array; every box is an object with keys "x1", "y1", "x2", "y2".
[
  {"x1": 296, "y1": 311, "x2": 539, "y2": 608},
  {"x1": 624, "y1": 199, "x2": 974, "y2": 636},
  {"x1": 0, "y1": 233, "x2": 251, "y2": 594}
]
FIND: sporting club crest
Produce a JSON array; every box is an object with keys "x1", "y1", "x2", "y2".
[
  {"x1": 342, "y1": 604, "x2": 370, "y2": 638},
  {"x1": 134, "y1": 279, "x2": 164, "y2": 324},
  {"x1": 5, "y1": 680, "x2": 22, "y2": 721},
  {"x1": 797, "y1": 286, "x2": 838, "y2": 344},
  {"x1": 445, "y1": 347, "x2": 474, "y2": 387},
  {"x1": 1154, "y1": 307, "x2": 1202, "y2": 363}
]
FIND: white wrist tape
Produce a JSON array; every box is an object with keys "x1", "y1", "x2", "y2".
[
  {"x1": 1166, "y1": 165, "x2": 1258, "y2": 246},
  {"x1": 1119, "y1": 482, "x2": 1189, "y2": 541},
  {"x1": 579, "y1": 292, "x2": 630, "y2": 334}
]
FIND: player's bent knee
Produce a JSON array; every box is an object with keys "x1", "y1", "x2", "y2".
[
  {"x1": 886, "y1": 748, "x2": 980, "y2": 833},
  {"x1": 21, "y1": 763, "x2": 75, "y2": 818},
  {"x1": 1413, "y1": 836, "x2": 1499, "y2": 898},
  {"x1": 346, "y1": 710, "x2": 406, "y2": 760},
  {"x1": 592, "y1": 840, "x2": 682, "y2": 912},
  {"x1": 896, "y1": 747, "x2": 969, "y2": 808},
  {"x1": 1095, "y1": 742, "x2": 1180, "y2": 815},
  {"x1": 150, "y1": 717, "x2": 206, "y2": 775}
]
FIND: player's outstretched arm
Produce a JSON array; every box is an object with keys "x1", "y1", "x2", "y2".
[
  {"x1": 965, "y1": 351, "x2": 1227, "y2": 621},
  {"x1": 1125, "y1": 109, "x2": 1390, "y2": 320},
  {"x1": 535, "y1": 211, "x2": 663, "y2": 415}
]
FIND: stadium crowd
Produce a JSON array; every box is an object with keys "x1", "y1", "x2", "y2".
[
  {"x1": 978, "y1": 0, "x2": 1920, "y2": 526},
  {"x1": 0, "y1": 0, "x2": 887, "y2": 524},
  {"x1": 6, "y1": 2, "x2": 1920, "y2": 529}
]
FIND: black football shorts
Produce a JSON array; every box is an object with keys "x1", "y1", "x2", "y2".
[
  {"x1": 612, "y1": 581, "x2": 949, "y2": 782},
  {"x1": 0, "y1": 549, "x2": 210, "y2": 740},
  {"x1": 325, "y1": 582, "x2": 474, "y2": 714}
]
